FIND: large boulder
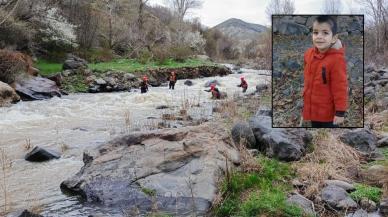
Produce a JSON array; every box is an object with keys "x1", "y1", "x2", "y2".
[
  {"x1": 25, "y1": 146, "x2": 61, "y2": 162},
  {"x1": 60, "y1": 123, "x2": 240, "y2": 216},
  {"x1": 0, "y1": 81, "x2": 20, "y2": 106},
  {"x1": 248, "y1": 115, "x2": 312, "y2": 161},
  {"x1": 340, "y1": 129, "x2": 377, "y2": 153},
  {"x1": 321, "y1": 185, "x2": 358, "y2": 210},
  {"x1": 231, "y1": 122, "x2": 256, "y2": 148},
  {"x1": 274, "y1": 21, "x2": 309, "y2": 35},
  {"x1": 63, "y1": 54, "x2": 88, "y2": 70},
  {"x1": 15, "y1": 76, "x2": 61, "y2": 100},
  {"x1": 287, "y1": 193, "x2": 315, "y2": 216}
]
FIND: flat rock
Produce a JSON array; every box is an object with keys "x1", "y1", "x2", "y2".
[
  {"x1": 15, "y1": 76, "x2": 61, "y2": 101},
  {"x1": 324, "y1": 180, "x2": 355, "y2": 191},
  {"x1": 321, "y1": 185, "x2": 358, "y2": 210}
]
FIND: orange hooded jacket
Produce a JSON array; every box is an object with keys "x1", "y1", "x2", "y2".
[{"x1": 302, "y1": 47, "x2": 348, "y2": 122}]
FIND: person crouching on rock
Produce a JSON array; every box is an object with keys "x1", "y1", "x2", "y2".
[
  {"x1": 204, "y1": 84, "x2": 220, "y2": 99},
  {"x1": 140, "y1": 76, "x2": 149, "y2": 93},
  {"x1": 168, "y1": 71, "x2": 177, "y2": 90},
  {"x1": 237, "y1": 76, "x2": 248, "y2": 93}
]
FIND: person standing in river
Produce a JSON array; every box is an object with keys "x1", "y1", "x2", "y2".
[
  {"x1": 237, "y1": 76, "x2": 248, "y2": 93},
  {"x1": 140, "y1": 76, "x2": 149, "y2": 94},
  {"x1": 168, "y1": 71, "x2": 177, "y2": 90}
]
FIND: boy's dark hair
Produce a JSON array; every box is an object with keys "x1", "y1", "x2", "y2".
[{"x1": 314, "y1": 15, "x2": 337, "y2": 35}]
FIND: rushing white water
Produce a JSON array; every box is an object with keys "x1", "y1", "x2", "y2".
[{"x1": 0, "y1": 69, "x2": 270, "y2": 216}]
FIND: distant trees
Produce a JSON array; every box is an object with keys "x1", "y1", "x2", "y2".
[
  {"x1": 357, "y1": 0, "x2": 388, "y2": 64},
  {"x1": 265, "y1": 0, "x2": 295, "y2": 21},
  {"x1": 166, "y1": 0, "x2": 203, "y2": 21}
]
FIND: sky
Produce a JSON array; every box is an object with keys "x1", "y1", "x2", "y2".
[{"x1": 149, "y1": 0, "x2": 363, "y2": 27}]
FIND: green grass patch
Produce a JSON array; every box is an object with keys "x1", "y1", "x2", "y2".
[
  {"x1": 36, "y1": 59, "x2": 63, "y2": 76},
  {"x1": 214, "y1": 155, "x2": 303, "y2": 216},
  {"x1": 141, "y1": 187, "x2": 156, "y2": 197},
  {"x1": 89, "y1": 58, "x2": 215, "y2": 74},
  {"x1": 36, "y1": 58, "x2": 216, "y2": 77},
  {"x1": 240, "y1": 189, "x2": 303, "y2": 217},
  {"x1": 61, "y1": 72, "x2": 88, "y2": 93},
  {"x1": 350, "y1": 184, "x2": 382, "y2": 203}
]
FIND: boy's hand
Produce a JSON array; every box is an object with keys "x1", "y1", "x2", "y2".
[{"x1": 333, "y1": 116, "x2": 344, "y2": 125}]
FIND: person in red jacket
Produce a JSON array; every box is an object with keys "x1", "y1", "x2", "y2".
[
  {"x1": 302, "y1": 15, "x2": 348, "y2": 128},
  {"x1": 140, "y1": 76, "x2": 149, "y2": 93},
  {"x1": 204, "y1": 83, "x2": 220, "y2": 99},
  {"x1": 237, "y1": 76, "x2": 248, "y2": 93}
]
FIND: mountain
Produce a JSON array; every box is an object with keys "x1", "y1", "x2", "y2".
[{"x1": 212, "y1": 18, "x2": 268, "y2": 43}]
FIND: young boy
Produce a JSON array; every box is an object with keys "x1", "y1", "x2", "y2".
[{"x1": 302, "y1": 15, "x2": 348, "y2": 128}]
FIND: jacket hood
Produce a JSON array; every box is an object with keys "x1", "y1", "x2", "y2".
[{"x1": 313, "y1": 46, "x2": 345, "y2": 59}]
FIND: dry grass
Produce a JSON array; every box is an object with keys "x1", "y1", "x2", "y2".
[
  {"x1": 23, "y1": 138, "x2": 32, "y2": 151},
  {"x1": 366, "y1": 110, "x2": 388, "y2": 132},
  {"x1": 292, "y1": 129, "x2": 361, "y2": 198},
  {"x1": 0, "y1": 147, "x2": 12, "y2": 215}
]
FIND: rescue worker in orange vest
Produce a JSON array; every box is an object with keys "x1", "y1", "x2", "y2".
[{"x1": 237, "y1": 76, "x2": 248, "y2": 93}]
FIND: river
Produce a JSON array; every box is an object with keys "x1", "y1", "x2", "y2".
[{"x1": 0, "y1": 68, "x2": 269, "y2": 216}]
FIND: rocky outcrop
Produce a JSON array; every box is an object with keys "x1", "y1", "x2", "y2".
[
  {"x1": 86, "y1": 71, "x2": 137, "y2": 93},
  {"x1": 231, "y1": 122, "x2": 256, "y2": 148},
  {"x1": 25, "y1": 146, "x2": 61, "y2": 162},
  {"x1": 287, "y1": 193, "x2": 315, "y2": 216},
  {"x1": 340, "y1": 129, "x2": 377, "y2": 153},
  {"x1": 60, "y1": 123, "x2": 240, "y2": 216},
  {"x1": 15, "y1": 76, "x2": 61, "y2": 100},
  {"x1": 0, "y1": 81, "x2": 20, "y2": 107},
  {"x1": 364, "y1": 67, "x2": 388, "y2": 111},
  {"x1": 321, "y1": 185, "x2": 358, "y2": 210},
  {"x1": 63, "y1": 54, "x2": 88, "y2": 70},
  {"x1": 248, "y1": 114, "x2": 312, "y2": 161}
]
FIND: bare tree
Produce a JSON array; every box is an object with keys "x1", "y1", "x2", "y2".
[
  {"x1": 137, "y1": 0, "x2": 149, "y2": 31},
  {"x1": 166, "y1": 0, "x2": 203, "y2": 21},
  {"x1": 357, "y1": 0, "x2": 388, "y2": 54},
  {"x1": 265, "y1": 0, "x2": 295, "y2": 21},
  {"x1": 0, "y1": 0, "x2": 20, "y2": 26},
  {"x1": 322, "y1": 0, "x2": 343, "y2": 14}
]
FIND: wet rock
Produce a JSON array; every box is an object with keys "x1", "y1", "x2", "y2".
[
  {"x1": 231, "y1": 122, "x2": 256, "y2": 148},
  {"x1": 123, "y1": 73, "x2": 136, "y2": 81},
  {"x1": 6, "y1": 209, "x2": 43, "y2": 217},
  {"x1": 377, "y1": 137, "x2": 388, "y2": 147},
  {"x1": 156, "y1": 105, "x2": 169, "y2": 110},
  {"x1": 0, "y1": 81, "x2": 20, "y2": 107},
  {"x1": 287, "y1": 193, "x2": 315, "y2": 216},
  {"x1": 63, "y1": 54, "x2": 88, "y2": 70},
  {"x1": 248, "y1": 115, "x2": 312, "y2": 161},
  {"x1": 324, "y1": 180, "x2": 355, "y2": 191},
  {"x1": 321, "y1": 185, "x2": 358, "y2": 210},
  {"x1": 15, "y1": 76, "x2": 61, "y2": 101},
  {"x1": 256, "y1": 83, "x2": 269, "y2": 93},
  {"x1": 380, "y1": 198, "x2": 388, "y2": 215},
  {"x1": 95, "y1": 78, "x2": 106, "y2": 85},
  {"x1": 60, "y1": 123, "x2": 240, "y2": 215},
  {"x1": 255, "y1": 106, "x2": 272, "y2": 117},
  {"x1": 184, "y1": 80, "x2": 194, "y2": 86},
  {"x1": 340, "y1": 129, "x2": 377, "y2": 153},
  {"x1": 25, "y1": 146, "x2": 60, "y2": 162}
]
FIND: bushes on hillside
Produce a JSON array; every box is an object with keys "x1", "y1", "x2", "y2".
[{"x1": 0, "y1": 49, "x2": 34, "y2": 84}]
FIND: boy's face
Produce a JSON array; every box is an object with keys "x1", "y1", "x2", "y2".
[{"x1": 312, "y1": 21, "x2": 338, "y2": 52}]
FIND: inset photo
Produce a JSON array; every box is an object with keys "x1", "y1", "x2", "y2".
[{"x1": 272, "y1": 15, "x2": 364, "y2": 128}]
